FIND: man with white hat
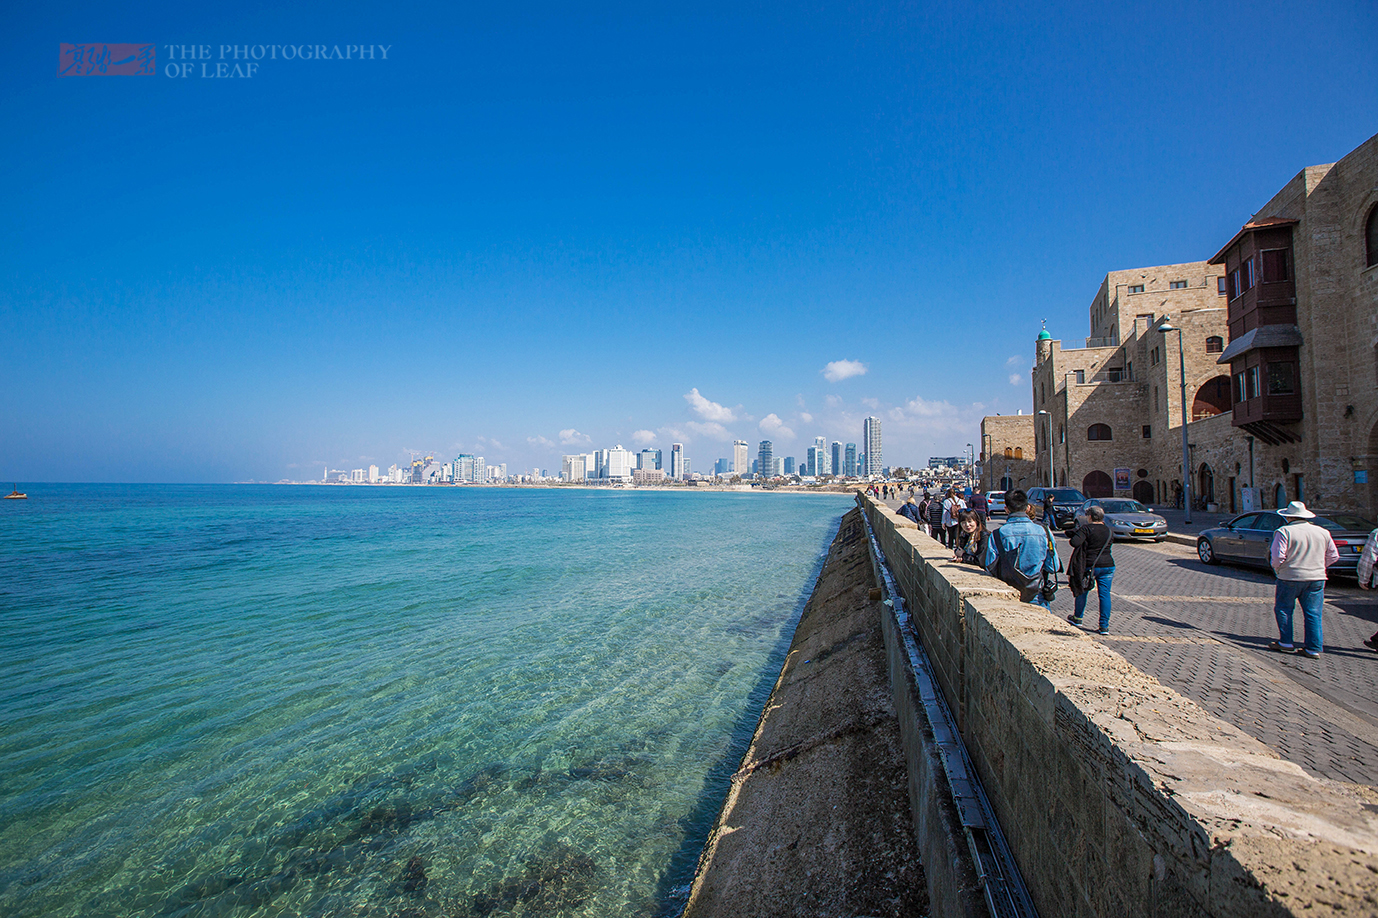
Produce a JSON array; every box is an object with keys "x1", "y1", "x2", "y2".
[{"x1": 1268, "y1": 501, "x2": 1338, "y2": 658}]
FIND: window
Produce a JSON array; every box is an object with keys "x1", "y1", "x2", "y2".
[
  {"x1": 1218, "y1": 277, "x2": 1228, "y2": 295},
  {"x1": 1059, "y1": 425, "x2": 1065, "y2": 444},
  {"x1": 1234, "y1": 372, "x2": 1245, "y2": 402},
  {"x1": 1153, "y1": 386, "x2": 1159, "y2": 411},
  {"x1": 1106, "y1": 367, "x2": 1123, "y2": 382},
  {"x1": 1040, "y1": 382, "x2": 1045, "y2": 404},
  {"x1": 1205, "y1": 336, "x2": 1223, "y2": 353},
  {"x1": 1013, "y1": 447, "x2": 1023, "y2": 459},
  {"x1": 1142, "y1": 425, "x2": 1152, "y2": 438},
  {"x1": 1260, "y1": 248, "x2": 1291, "y2": 283},
  {"x1": 1128, "y1": 284, "x2": 1144, "y2": 294},
  {"x1": 1074, "y1": 369, "x2": 1084, "y2": 384},
  {"x1": 1230, "y1": 268, "x2": 1242, "y2": 299},
  {"x1": 1150, "y1": 346, "x2": 1159, "y2": 366},
  {"x1": 1170, "y1": 280, "x2": 1187, "y2": 289},
  {"x1": 1127, "y1": 361, "x2": 1133, "y2": 380},
  {"x1": 1244, "y1": 257, "x2": 1256, "y2": 290},
  {"x1": 1268, "y1": 362, "x2": 1296, "y2": 395},
  {"x1": 1368, "y1": 205, "x2": 1378, "y2": 268},
  {"x1": 1246, "y1": 366, "x2": 1261, "y2": 400},
  {"x1": 1088, "y1": 423, "x2": 1112, "y2": 441},
  {"x1": 1004, "y1": 447, "x2": 1012, "y2": 458}
]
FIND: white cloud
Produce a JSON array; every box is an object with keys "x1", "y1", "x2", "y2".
[
  {"x1": 1009, "y1": 374, "x2": 1023, "y2": 386},
  {"x1": 1005, "y1": 355, "x2": 1023, "y2": 368},
  {"x1": 687, "y1": 421, "x2": 729, "y2": 439},
  {"x1": 632, "y1": 429, "x2": 657, "y2": 446},
  {"x1": 795, "y1": 393, "x2": 807, "y2": 408},
  {"x1": 822, "y1": 359, "x2": 868, "y2": 382},
  {"x1": 825, "y1": 394, "x2": 843, "y2": 408},
  {"x1": 798, "y1": 412, "x2": 814, "y2": 423},
  {"x1": 759, "y1": 413, "x2": 795, "y2": 440},
  {"x1": 558, "y1": 428, "x2": 591, "y2": 446},
  {"x1": 527, "y1": 435, "x2": 555, "y2": 448},
  {"x1": 684, "y1": 388, "x2": 737, "y2": 423},
  {"x1": 861, "y1": 397, "x2": 880, "y2": 409}
]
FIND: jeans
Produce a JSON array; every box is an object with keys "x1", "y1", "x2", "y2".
[
  {"x1": 1073, "y1": 566, "x2": 1115, "y2": 631},
  {"x1": 1274, "y1": 579, "x2": 1325, "y2": 654}
]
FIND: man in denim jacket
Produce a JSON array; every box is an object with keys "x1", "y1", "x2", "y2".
[{"x1": 984, "y1": 489, "x2": 1060, "y2": 607}]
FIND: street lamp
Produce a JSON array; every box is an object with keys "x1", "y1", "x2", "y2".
[
  {"x1": 1157, "y1": 321, "x2": 1192, "y2": 524},
  {"x1": 966, "y1": 443, "x2": 974, "y2": 491},
  {"x1": 1037, "y1": 409, "x2": 1053, "y2": 487}
]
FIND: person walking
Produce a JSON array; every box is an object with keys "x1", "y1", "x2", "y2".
[
  {"x1": 927, "y1": 492, "x2": 947, "y2": 546},
  {"x1": 968, "y1": 486, "x2": 989, "y2": 527},
  {"x1": 1067, "y1": 505, "x2": 1115, "y2": 634},
  {"x1": 898, "y1": 496, "x2": 924, "y2": 527},
  {"x1": 1353, "y1": 527, "x2": 1378, "y2": 653},
  {"x1": 984, "y1": 489, "x2": 1059, "y2": 607},
  {"x1": 1268, "y1": 501, "x2": 1339, "y2": 658},
  {"x1": 942, "y1": 488, "x2": 967, "y2": 548}
]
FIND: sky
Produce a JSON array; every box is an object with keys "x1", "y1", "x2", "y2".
[{"x1": 2, "y1": 2, "x2": 1375, "y2": 482}]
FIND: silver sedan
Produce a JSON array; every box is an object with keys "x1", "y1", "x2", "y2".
[{"x1": 1072, "y1": 499, "x2": 1169, "y2": 541}]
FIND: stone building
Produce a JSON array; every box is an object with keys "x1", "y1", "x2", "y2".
[
  {"x1": 1032, "y1": 262, "x2": 1229, "y2": 503},
  {"x1": 1205, "y1": 131, "x2": 1378, "y2": 515},
  {"x1": 979, "y1": 414, "x2": 1036, "y2": 493},
  {"x1": 1030, "y1": 131, "x2": 1378, "y2": 517}
]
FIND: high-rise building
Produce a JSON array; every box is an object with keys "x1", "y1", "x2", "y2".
[
  {"x1": 757, "y1": 440, "x2": 773, "y2": 478},
  {"x1": 606, "y1": 445, "x2": 634, "y2": 480},
  {"x1": 830, "y1": 441, "x2": 842, "y2": 478},
  {"x1": 670, "y1": 443, "x2": 684, "y2": 479},
  {"x1": 805, "y1": 446, "x2": 820, "y2": 477},
  {"x1": 844, "y1": 443, "x2": 857, "y2": 477},
  {"x1": 864, "y1": 417, "x2": 882, "y2": 476},
  {"x1": 813, "y1": 437, "x2": 828, "y2": 475},
  {"x1": 773, "y1": 457, "x2": 784, "y2": 477},
  {"x1": 368, "y1": 465, "x2": 379, "y2": 483},
  {"x1": 562, "y1": 454, "x2": 587, "y2": 481},
  {"x1": 715, "y1": 458, "x2": 730, "y2": 476},
  {"x1": 732, "y1": 439, "x2": 749, "y2": 476},
  {"x1": 784, "y1": 456, "x2": 795, "y2": 475}
]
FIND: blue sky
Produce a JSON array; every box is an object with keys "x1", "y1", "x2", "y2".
[{"x1": 3, "y1": 1, "x2": 1375, "y2": 482}]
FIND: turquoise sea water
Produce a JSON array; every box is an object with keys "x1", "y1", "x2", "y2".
[{"x1": 0, "y1": 485, "x2": 848, "y2": 918}]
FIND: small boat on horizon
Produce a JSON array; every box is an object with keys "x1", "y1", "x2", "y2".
[{"x1": 5, "y1": 485, "x2": 26, "y2": 499}]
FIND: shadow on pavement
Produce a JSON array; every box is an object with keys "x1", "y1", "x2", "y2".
[
  {"x1": 1142, "y1": 615, "x2": 1193, "y2": 630},
  {"x1": 1160, "y1": 556, "x2": 1274, "y2": 584}
]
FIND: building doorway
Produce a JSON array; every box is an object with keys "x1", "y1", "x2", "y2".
[
  {"x1": 1198, "y1": 464, "x2": 1215, "y2": 508},
  {"x1": 1132, "y1": 480, "x2": 1154, "y2": 504},
  {"x1": 1082, "y1": 470, "x2": 1113, "y2": 497}
]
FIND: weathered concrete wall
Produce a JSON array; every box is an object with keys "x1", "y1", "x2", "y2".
[{"x1": 861, "y1": 494, "x2": 1378, "y2": 917}]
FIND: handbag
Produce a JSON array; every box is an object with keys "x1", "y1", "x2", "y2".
[{"x1": 1075, "y1": 527, "x2": 1108, "y2": 593}]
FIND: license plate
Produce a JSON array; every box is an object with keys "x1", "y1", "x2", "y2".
[{"x1": 1134, "y1": 528, "x2": 1154, "y2": 535}]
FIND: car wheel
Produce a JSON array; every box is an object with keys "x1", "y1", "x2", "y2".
[
  {"x1": 1153, "y1": 537, "x2": 1165, "y2": 543},
  {"x1": 1197, "y1": 538, "x2": 1219, "y2": 565}
]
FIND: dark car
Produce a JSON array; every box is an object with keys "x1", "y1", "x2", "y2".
[
  {"x1": 1195, "y1": 510, "x2": 1376, "y2": 575},
  {"x1": 1026, "y1": 487, "x2": 1089, "y2": 532}
]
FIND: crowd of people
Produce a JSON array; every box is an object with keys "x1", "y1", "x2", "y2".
[{"x1": 886, "y1": 486, "x2": 1378, "y2": 654}]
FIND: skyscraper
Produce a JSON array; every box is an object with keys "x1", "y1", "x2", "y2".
[
  {"x1": 784, "y1": 456, "x2": 795, "y2": 475},
  {"x1": 757, "y1": 440, "x2": 773, "y2": 478},
  {"x1": 732, "y1": 439, "x2": 749, "y2": 477},
  {"x1": 670, "y1": 443, "x2": 684, "y2": 479},
  {"x1": 830, "y1": 441, "x2": 842, "y2": 478},
  {"x1": 813, "y1": 436, "x2": 828, "y2": 475},
  {"x1": 844, "y1": 442, "x2": 857, "y2": 477},
  {"x1": 863, "y1": 417, "x2": 882, "y2": 476}
]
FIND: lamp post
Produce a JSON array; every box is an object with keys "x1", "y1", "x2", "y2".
[
  {"x1": 966, "y1": 442, "x2": 974, "y2": 492},
  {"x1": 1157, "y1": 321, "x2": 1192, "y2": 524},
  {"x1": 1037, "y1": 409, "x2": 1052, "y2": 487}
]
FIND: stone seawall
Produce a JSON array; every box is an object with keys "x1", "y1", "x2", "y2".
[{"x1": 861, "y1": 494, "x2": 1378, "y2": 917}]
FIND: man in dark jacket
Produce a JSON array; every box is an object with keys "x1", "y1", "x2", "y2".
[
  {"x1": 898, "y1": 497, "x2": 924, "y2": 526},
  {"x1": 1067, "y1": 505, "x2": 1115, "y2": 634}
]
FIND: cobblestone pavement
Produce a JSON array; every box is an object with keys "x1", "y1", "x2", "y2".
[{"x1": 880, "y1": 499, "x2": 1378, "y2": 786}]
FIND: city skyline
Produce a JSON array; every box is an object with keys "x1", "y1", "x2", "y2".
[{"x1": 2, "y1": 3, "x2": 1375, "y2": 482}]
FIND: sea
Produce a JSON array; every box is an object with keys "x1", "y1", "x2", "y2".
[{"x1": 0, "y1": 484, "x2": 850, "y2": 918}]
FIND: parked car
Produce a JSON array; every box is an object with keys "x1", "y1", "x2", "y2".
[
  {"x1": 1072, "y1": 498, "x2": 1168, "y2": 541},
  {"x1": 1195, "y1": 510, "x2": 1377, "y2": 575},
  {"x1": 1026, "y1": 487, "x2": 1089, "y2": 532},
  {"x1": 986, "y1": 491, "x2": 1007, "y2": 514}
]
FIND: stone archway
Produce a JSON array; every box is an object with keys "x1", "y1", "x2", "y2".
[
  {"x1": 1193, "y1": 375, "x2": 1232, "y2": 420},
  {"x1": 1132, "y1": 480, "x2": 1154, "y2": 504},
  {"x1": 1082, "y1": 470, "x2": 1113, "y2": 498},
  {"x1": 1199, "y1": 464, "x2": 1216, "y2": 505}
]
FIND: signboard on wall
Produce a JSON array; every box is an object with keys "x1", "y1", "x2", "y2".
[{"x1": 1114, "y1": 468, "x2": 1131, "y2": 490}]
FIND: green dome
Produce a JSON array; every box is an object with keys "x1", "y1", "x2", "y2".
[{"x1": 1036, "y1": 329, "x2": 1052, "y2": 341}]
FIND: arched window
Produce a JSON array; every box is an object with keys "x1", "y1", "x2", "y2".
[
  {"x1": 1205, "y1": 336, "x2": 1223, "y2": 353},
  {"x1": 1013, "y1": 447, "x2": 1023, "y2": 459},
  {"x1": 1368, "y1": 204, "x2": 1378, "y2": 268},
  {"x1": 1087, "y1": 423, "x2": 1112, "y2": 441},
  {"x1": 1004, "y1": 447, "x2": 1012, "y2": 458}
]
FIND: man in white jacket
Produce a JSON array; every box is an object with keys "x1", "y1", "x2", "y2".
[
  {"x1": 1268, "y1": 501, "x2": 1338, "y2": 659},
  {"x1": 1353, "y1": 527, "x2": 1378, "y2": 652}
]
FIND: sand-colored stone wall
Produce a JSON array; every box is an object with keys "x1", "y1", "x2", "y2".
[{"x1": 860, "y1": 493, "x2": 1378, "y2": 917}]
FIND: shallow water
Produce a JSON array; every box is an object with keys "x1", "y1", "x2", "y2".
[{"x1": 0, "y1": 485, "x2": 848, "y2": 917}]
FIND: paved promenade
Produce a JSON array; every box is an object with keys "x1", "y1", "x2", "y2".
[{"x1": 882, "y1": 499, "x2": 1378, "y2": 787}]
